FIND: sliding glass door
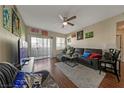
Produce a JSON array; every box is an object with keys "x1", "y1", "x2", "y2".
[{"x1": 31, "y1": 37, "x2": 52, "y2": 59}]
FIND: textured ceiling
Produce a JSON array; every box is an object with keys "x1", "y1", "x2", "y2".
[{"x1": 17, "y1": 5, "x2": 124, "y2": 34}]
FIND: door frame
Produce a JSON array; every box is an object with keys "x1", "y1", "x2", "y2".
[{"x1": 116, "y1": 35, "x2": 123, "y2": 62}]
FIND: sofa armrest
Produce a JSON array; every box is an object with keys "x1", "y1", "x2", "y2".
[{"x1": 0, "y1": 62, "x2": 19, "y2": 88}]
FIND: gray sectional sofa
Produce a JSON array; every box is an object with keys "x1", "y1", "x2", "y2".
[{"x1": 56, "y1": 47, "x2": 102, "y2": 70}]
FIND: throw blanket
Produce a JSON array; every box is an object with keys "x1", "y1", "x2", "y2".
[{"x1": 0, "y1": 62, "x2": 18, "y2": 88}]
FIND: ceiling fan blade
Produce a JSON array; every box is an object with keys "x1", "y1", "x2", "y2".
[
  {"x1": 66, "y1": 16, "x2": 76, "y2": 21},
  {"x1": 59, "y1": 15, "x2": 64, "y2": 21},
  {"x1": 67, "y1": 22, "x2": 74, "y2": 26}
]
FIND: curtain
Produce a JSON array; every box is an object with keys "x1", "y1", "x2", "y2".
[{"x1": 31, "y1": 37, "x2": 52, "y2": 59}]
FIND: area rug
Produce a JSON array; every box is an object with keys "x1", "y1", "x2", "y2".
[{"x1": 55, "y1": 62, "x2": 106, "y2": 88}]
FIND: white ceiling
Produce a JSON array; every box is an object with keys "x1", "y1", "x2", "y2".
[{"x1": 17, "y1": 5, "x2": 124, "y2": 34}]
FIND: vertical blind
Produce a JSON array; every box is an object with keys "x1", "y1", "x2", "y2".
[{"x1": 31, "y1": 37, "x2": 52, "y2": 59}]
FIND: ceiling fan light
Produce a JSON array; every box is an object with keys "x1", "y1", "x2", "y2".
[{"x1": 63, "y1": 22, "x2": 67, "y2": 25}]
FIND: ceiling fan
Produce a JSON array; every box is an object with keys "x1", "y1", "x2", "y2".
[{"x1": 59, "y1": 15, "x2": 76, "y2": 28}]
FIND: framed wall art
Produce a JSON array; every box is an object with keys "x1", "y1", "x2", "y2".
[
  {"x1": 85, "y1": 32, "x2": 94, "y2": 39},
  {"x1": 12, "y1": 9, "x2": 20, "y2": 37},
  {"x1": 77, "y1": 30, "x2": 83, "y2": 40},
  {"x1": 3, "y1": 5, "x2": 11, "y2": 32},
  {"x1": 20, "y1": 22, "x2": 26, "y2": 39}
]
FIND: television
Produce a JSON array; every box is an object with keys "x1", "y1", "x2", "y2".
[{"x1": 18, "y1": 39, "x2": 28, "y2": 66}]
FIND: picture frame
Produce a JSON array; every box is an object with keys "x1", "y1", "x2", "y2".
[
  {"x1": 2, "y1": 5, "x2": 11, "y2": 32},
  {"x1": 12, "y1": 9, "x2": 20, "y2": 37},
  {"x1": 42, "y1": 30, "x2": 48, "y2": 36},
  {"x1": 77, "y1": 30, "x2": 83, "y2": 40},
  {"x1": 85, "y1": 32, "x2": 94, "y2": 39}
]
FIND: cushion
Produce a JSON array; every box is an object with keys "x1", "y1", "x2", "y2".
[
  {"x1": 82, "y1": 51, "x2": 91, "y2": 58},
  {"x1": 13, "y1": 72, "x2": 26, "y2": 88},
  {"x1": 84, "y1": 50, "x2": 91, "y2": 53},
  {"x1": 66, "y1": 50, "x2": 71, "y2": 55},
  {"x1": 66, "y1": 47, "x2": 74, "y2": 56},
  {"x1": 88, "y1": 53, "x2": 101, "y2": 60}
]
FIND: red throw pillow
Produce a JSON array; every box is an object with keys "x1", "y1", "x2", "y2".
[{"x1": 88, "y1": 53, "x2": 101, "y2": 60}]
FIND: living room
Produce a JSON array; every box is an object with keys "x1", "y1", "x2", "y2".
[{"x1": 0, "y1": 3, "x2": 124, "y2": 91}]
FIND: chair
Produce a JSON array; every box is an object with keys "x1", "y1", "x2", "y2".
[
  {"x1": 109, "y1": 48, "x2": 115, "y2": 54},
  {"x1": 99, "y1": 49, "x2": 121, "y2": 82},
  {"x1": 56, "y1": 46, "x2": 75, "y2": 62}
]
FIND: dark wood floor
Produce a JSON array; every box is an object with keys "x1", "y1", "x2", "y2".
[{"x1": 34, "y1": 58, "x2": 124, "y2": 88}]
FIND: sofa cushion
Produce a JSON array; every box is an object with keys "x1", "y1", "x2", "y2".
[
  {"x1": 74, "y1": 48, "x2": 84, "y2": 54},
  {"x1": 82, "y1": 51, "x2": 91, "y2": 58}
]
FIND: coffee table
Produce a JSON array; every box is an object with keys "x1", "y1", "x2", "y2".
[{"x1": 63, "y1": 55, "x2": 79, "y2": 67}]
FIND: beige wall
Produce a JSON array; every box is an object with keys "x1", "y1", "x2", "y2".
[
  {"x1": 27, "y1": 27, "x2": 66, "y2": 57},
  {"x1": 67, "y1": 13, "x2": 124, "y2": 51},
  {"x1": 0, "y1": 28, "x2": 19, "y2": 63},
  {"x1": 0, "y1": 6, "x2": 2, "y2": 29},
  {"x1": 0, "y1": 5, "x2": 26, "y2": 64}
]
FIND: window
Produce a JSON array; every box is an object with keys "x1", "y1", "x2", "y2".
[{"x1": 56, "y1": 37, "x2": 65, "y2": 50}]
